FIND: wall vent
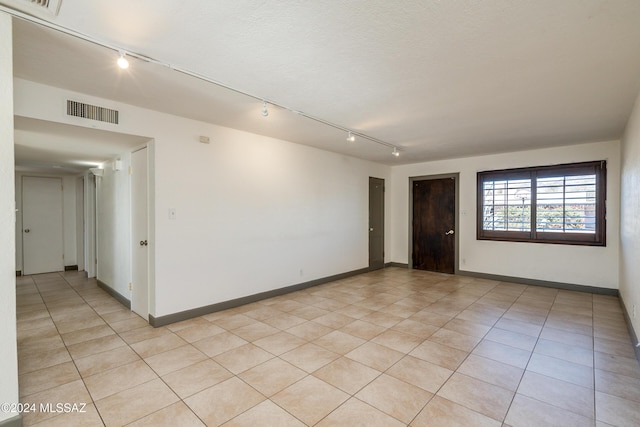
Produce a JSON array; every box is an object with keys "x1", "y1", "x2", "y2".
[
  {"x1": 67, "y1": 100, "x2": 119, "y2": 125},
  {"x1": 1, "y1": 0, "x2": 63, "y2": 16}
]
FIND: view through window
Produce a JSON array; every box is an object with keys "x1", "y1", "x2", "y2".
[{"x1": 477, "y1": 161, "x2": 606, "y2": 245}]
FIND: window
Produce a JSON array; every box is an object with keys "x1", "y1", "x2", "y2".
[{"x1": 477, "y1": 161, "x2": 606, "y2": 245}]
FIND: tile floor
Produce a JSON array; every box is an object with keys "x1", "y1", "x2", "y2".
[{"x1": 15, "y1": 268, "x2": 640, "y2": 426}]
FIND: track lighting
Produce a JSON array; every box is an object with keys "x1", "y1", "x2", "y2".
[
  {"x1": 2, "y1": 10, "x2": 401, "y2": 157},
  {"x1": 117, "y1": 51, "x2": 129, "y2": 69},
  {"x1": 346, "y1": 131, "x2": 355, "y2": 142}
]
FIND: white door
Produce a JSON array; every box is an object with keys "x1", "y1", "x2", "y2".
[
  {"x1": 22, "y1": 176, "x2": 64, "y2": 275},
  {"x1": 76, "y1": 176, "x2": 85, "y2": 272},
  {"x1": 131, "y1": 147, "x2": 149, "y2": 319}
]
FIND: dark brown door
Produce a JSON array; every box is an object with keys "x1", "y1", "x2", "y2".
[
  {"x1": 369, "y1": 177, "x2": 385, "y2": 271},
  {"x1": 413, "y1": 178, "x2": 455, "y2": 273}
]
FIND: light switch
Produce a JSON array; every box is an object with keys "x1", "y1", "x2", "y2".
[{"x1": 168, "y1": 208, "x2": 177, "y2": 220}]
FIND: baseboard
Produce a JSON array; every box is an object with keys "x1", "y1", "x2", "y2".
[
  {"x1": 385, "y1": 262, "x2": 409, "y2": 268},
  {"x1": 619, "y1": 296, "x2": 640, "y2": 365},
  {"x1": 150, "y1": 267, "x2": 370, "y2": 327},
  {"x1": 97, "y1": 280, "x2": 131, "y2": 309},
  {"x1": 15, "y1": 271, "x2": 21, "y2": 277},
  {"x1": 457, "y1": 270, "x2": 619, "y2": 296},
  {"x1": 64, "y1": 265, "x2": 79, "y2": 271},
  {"x1": 0, "y1": 414, "x2": 22, "y2": 427}
]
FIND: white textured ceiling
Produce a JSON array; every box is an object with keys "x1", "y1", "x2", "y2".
[{"x1": 6, "y1": 0, "x2": 640, "y2": 168}]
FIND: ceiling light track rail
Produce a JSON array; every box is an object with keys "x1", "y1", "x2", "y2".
[{"x1": 2, "y1": 5, "x2": 400, "y2": 155}]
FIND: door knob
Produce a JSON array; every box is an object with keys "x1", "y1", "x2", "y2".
[
  {"x1": 445, "y1": 229, "x2": 455, "y2": 235},
  {"x1": 24, "y1": 229, "x2": 30, "y2": 233},
  {"x1": 370, "y1": 228, "x2": 374, "y2": 232}
]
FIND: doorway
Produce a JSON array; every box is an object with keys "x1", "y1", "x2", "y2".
[
  {"x1": 76, "y1": 176, "x2": 85, "y2": 272},
  {"x1": 22, "y1": 176, "x2": 64, "y2": 275},
  {"x1": 131, "y1": 146, "x2": 149, "y2": 319},
  {"x1": 369, "y1": 177, "x2": 385, "y2": 271},
  {"x1": 411, "y1": 175, "x2": 458, "y2": 274},
  {"x1": 85, "y1": 172, "x2": 97, "y2": 278}
]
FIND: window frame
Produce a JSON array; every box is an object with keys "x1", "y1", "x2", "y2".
[{"x1": 477, "y1": 161, "x2": 606, "y2": 246}]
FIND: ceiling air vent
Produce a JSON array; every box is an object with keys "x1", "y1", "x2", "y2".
[
  {"x1": 0, "y1": 0, "x2": 63, "y2": 16},
  {"x1": 67, "y1": 100, "x2": 119, "y2": 125}
]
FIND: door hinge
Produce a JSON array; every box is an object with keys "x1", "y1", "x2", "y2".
[
  {"x1": 129, "y1": 282, "x2": 132, "y2": 291},
  {"x1": 128, "y1": 166, "x2": 132, "y2": 175}
]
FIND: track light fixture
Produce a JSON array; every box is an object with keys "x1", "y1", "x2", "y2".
[
  {"x1": 346, "y1": 131, "x2": 355, "y2": 142},
  {"x1": 0, "y1": 8, "x2": 402, "y2": 157},
  {"x1": 116, "y1": 51, "x2": 129, "y2": 69}
]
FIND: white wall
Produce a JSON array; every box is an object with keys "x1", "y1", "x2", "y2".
[
  {"x1": 76, "y1": 176, "x2": 85, "y2": 271},
  {"x1": 0, "y1": 11, "x2": 19, "y2": 424},
  {"x1": 96, "y1": 156, "x2": 132, "y2": 298},
  {"x1": 14, "y1": 79, "x2": 391, "y2": 318},
  {"x1": 15, "y1": 173, "x2": 78, "y2": 272},
  {"x1": 390, "y1": 140, "x2": 620, "y2": 289},
  {"x1": 62, "y1": 175, "x2": 77, "y2": 266},
  {"x1": 154, "y1": 131, "x2": 389, "y2": 315},
  {"x1": 620, "y1": 89, "x2": 640, "y2": 338},
  {"x1": 84, "y1": 172, "x2": 97, "y2": 278}
]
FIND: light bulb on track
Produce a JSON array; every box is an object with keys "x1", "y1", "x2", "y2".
[
  {"x1": 346, "y1": 131, "x2": 355, "y2": 142},
  {"x1": 117, "y1": 51, "x2": 129, "y2": 69}
]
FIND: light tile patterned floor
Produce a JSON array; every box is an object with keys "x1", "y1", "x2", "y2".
[{"x1": 15, "y1": 268, "x2": 640, "y2": 426}]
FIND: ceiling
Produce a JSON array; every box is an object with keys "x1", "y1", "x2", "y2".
[
  {"x1": 5, "y1": 0, "x2": 640, "y2": 169},
  {"x1": 14, "y1": 116, "x2": 149, "y2": 174}
]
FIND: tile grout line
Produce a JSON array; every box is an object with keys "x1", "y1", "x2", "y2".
[
  {"x1": 18, "y1": 272, "x2": 110, "y2": 426},
  {"x1": 62, "y1": 272, "x2": 208, "y2": 426},
  {"x1": 17, "y1": 269, "x2": 637, "y2": 426},
  {"x1": 56, "y1": 272, "x2": 110, "y2": 427},
  {"x1": 501, "y1": 286, "x2": 556, "y2": 425},
  {"x1": 215, "y1": 275, "x2": 454, "y2": 426},
  {"x1": 426, "y1": 282, "x2": 532, "y2": 426},
  {"x1": 510, "y1": 291, "x2": 599, "y2": 425},
  {"x1": 592, "y1": 294, "x2": 598, "y2": 425}
]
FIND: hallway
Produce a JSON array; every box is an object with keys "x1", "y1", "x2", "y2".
[{"x1": 15, "y1": 268, "x2": 640, "y2": 426}]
